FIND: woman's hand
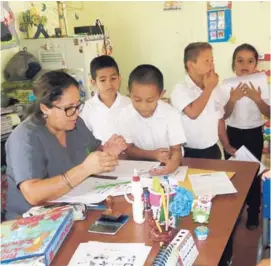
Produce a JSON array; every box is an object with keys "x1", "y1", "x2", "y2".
[
  {"x1": 103, "y1": 134, "x2": 128, "y2": 156},
  {"x1": 82, "y1": 151, "x2": 118, "y2": 175}
]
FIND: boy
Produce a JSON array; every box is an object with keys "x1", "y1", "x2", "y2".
[
  {"x1": 81, "y1": 55, "x2": 131, "y2": 144},
  {"x1": 118, "y1": 64, "x2": 186, "y2": 175},
  {"x1": 171, "y1": 42, "x2": 235, "y2": 159}
]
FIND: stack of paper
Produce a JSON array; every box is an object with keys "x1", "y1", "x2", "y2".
[
  {"x1": 68, "y1": 242, "x2": 151, "y2": 266},
  {"x1": 51, "y1": 161, "x2": 188, "y2": 205},
  {"x1": 188, "y1": 172, "x2": 237, "y2": 196}
]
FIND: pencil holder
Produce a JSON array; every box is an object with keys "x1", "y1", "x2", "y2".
[
  {"x1": 149, "y1": 189, "x2": 176, "y2": 224},
  {"x1": 148, "y1": 218, "x2": 177, "y2": 244}
]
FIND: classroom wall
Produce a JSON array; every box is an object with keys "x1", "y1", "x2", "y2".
[
  {"x1": 1, "y1": 1, "x2": 59, "y2": 82},
  {"x1": 66, "y1": 1, "x2": 270, "y2": 96}
]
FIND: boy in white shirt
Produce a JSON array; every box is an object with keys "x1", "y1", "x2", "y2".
[
  {"x1": 81, "y1": 55, "x2": 131, "y2": 144},
  {"x1": 171, "y1": 42, "x2": 235, "y2": 159},
  {"x1": 118, "y1": 64, "x2": 186, "y2": 176}
]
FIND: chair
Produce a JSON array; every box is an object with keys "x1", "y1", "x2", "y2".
[{"x1": 256, "y1": 179, "x2": 270, "y2": 263}]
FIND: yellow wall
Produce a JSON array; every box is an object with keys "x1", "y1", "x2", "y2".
[
  {"x1": 1, "y1": 1, "x2": 59, "y2": 82},
  {"x1": 67, "y1": 1, "x2": 270, "y2": 96}
]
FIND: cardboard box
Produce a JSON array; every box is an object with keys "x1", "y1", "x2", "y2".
[{"x1": 1, "y1": 208, "x2": 74, "y2": 265}]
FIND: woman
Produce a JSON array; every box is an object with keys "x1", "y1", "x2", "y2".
[{"x1": 5, "y1": 71, "x2": 126, "y2": 220}]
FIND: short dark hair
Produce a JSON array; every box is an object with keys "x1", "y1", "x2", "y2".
[
  {"x1": 28, "y1": 71, "x2": 79, "y2": 122},
  {"x1": 90, "y1": 55, "x2": 119, "y2": 79},
  {"x1": 184, "y1": 42, "x2": 212, "y2": 71},
  {"x1": 232, "y1": 43, "x2": 259, "y2": 71},
  {"x1": 128, "y1": 64, "x2": 164, "y2": 94}
]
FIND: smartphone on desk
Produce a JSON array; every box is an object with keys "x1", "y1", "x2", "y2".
[{"x1": 88, "y1": 214, "x2": 129, "y2": 235}]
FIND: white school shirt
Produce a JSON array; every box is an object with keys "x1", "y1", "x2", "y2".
[
  {"x1": 80, "y1": 93, "x2": 131, "y2": 144},
  {"x1": 118, "y1": 100, "x2": 187, "y2": 150},
  {"x1": 170, "y1": 75, "x2": 224, "y2": 149},
  {"x1": 220, "y1": 77, "x2": 270, "y2": 129}
]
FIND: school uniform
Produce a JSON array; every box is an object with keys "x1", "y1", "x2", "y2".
[
  {"x1": 171, "y1": 74, "x2": 224, "y2": 159},
  {"x1": 118, "y1": 100, "x2": 187, "y2": 150},
  {"x1": 81, "y1": 93, "x2": 131, "y2": 144},
  {"x1": 221, "y1": 78, "x2": 270, "y2": 225}
]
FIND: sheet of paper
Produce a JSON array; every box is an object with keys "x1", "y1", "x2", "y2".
[
  {"x1": 229, "y1": 145, "x2": 266, "y2": 175},
  {"x1": 68, "y1": 242, "x2": 152, "y2": 266},
  {"x1": 223, "y1": 72, "x2": 269, "y2": 95},
  {"x1": 188, "y1": 171, "x2": 237, "y2": 196},
  {"x1": 97, "y1": 160, "x2": 160, "y2": 180}
]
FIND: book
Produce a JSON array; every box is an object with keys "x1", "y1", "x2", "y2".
[
  {"x1": 1, "y1": 208, "x2": 74, "y2": 265},
  {"x1": 152, "y1": 230, "x2": 198, "y2": 266}
]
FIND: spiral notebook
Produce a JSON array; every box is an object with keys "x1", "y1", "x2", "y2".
[{"x1": 152, "y1": 230, "x2": 198, "y2": 266}]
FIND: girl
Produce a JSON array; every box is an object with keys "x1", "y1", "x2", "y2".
[{"x1": 223, "y1": 43, "x2": 270, "y2": 230}]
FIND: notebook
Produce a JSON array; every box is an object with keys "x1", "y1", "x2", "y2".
[{"x1": 152, "y1": 230, "x2": 198, "y2": 266}]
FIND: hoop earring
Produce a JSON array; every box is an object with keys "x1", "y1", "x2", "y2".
[{"x1": 43, "y1": 114, "x2": 48, "y2": 119}]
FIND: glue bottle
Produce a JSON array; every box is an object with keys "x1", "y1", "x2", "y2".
[{"x1": 124, "y1": 169, "x2": 145, "y2": 224}]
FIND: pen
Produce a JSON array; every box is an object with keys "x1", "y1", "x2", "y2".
[
  {"x1": 96, "y1": 181, "x2": 130, "y2": 189},
  {"x1": 85, "y1": 147, "x2": 91, "y2": 156}
]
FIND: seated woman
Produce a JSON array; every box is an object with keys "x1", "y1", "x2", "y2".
[{"x1": 5, "y1": 71, "x2": 126, "y2": 220}]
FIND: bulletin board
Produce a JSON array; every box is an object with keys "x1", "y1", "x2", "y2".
[{"x1": 207, "y1": 1, "x2": 232, "y2": 43}]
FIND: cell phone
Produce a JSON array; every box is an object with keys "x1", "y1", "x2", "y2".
[{"x1": 88, "y1": 214, "x2": 129, "y2": 235}]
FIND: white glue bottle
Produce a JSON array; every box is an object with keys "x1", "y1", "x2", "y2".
[{"x1": 124, "y1": 169, "x2": 145, "y2": 224}]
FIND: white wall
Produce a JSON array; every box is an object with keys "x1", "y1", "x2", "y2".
[{"x1": 67, "y1": 1, "x2": 270, "y2": 96}]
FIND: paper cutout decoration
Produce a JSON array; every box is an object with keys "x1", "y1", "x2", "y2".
[
  {"x1": 229, "y1": 35, "x2": 237, "y2": 44},
  {"x1": 1, "y1": 1, "x2": 19, "y2": 50},
  {"x1": 164, "y1": 1, "x2": 182, "y2": 11}
]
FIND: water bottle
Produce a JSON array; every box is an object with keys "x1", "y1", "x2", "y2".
[{"x1": 124, "y1": 169, "x2": 145, "y2": 224}]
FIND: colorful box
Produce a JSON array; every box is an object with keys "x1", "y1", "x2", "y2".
[{"x1": 1, "y1": 208, "x2": 74, "y2": 265}]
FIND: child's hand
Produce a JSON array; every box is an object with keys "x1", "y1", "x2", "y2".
[
  {"x1": 203, "y1": 70, "x2": 219, "y2": 91},
  {"x1": 230, "y1": 82, "x2": 247, "y2": 102},
  {"x1": 153, "y1": 148, "x2": 170, "y2": 163},
  {"x1": 224, "y1": 144, "x2": 237, "y2": 157},
  {"x1": 261, "y1": 170, "x2": 270, "y2": 180},
  {"x1": 103, "y1": 134, "x2": 127, "y2": 156},
  {"x1": 150, "y1": 159, "x2": 178, "y2": 176},
  {"x1": 245, "y1": 82, "x2": 262, "y2": 103}
]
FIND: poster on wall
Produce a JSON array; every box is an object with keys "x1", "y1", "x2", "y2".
[
  {"x1": 164, "y1": 1, "x2": 182, "y2": 11},
  {"x1": 207, "y1": 1, "x2": 232, "y2": 43},
  {"x1": 1, "y1": 1, "x2": 19, "y2": 50}
]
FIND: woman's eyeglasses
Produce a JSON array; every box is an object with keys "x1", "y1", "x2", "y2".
[{"x1": 52, "y1": 101, "x2": 85, "y2": 117}]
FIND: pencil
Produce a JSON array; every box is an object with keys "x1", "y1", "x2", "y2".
[{"x1": 155, "y1": 219, "x2": 162, "y2": 233}]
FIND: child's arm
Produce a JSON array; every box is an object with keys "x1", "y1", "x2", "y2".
[
  {"x1": 126, "y1": 144, "x2": 170, "y2": 162},
  {"x1": 183, "y1": 71, "x2": 218, "y2": 119},
  {"x1": 218, "y1": 119, "x2": 236, "y2": 156},
  {"x1": 150, "y1": 145, "x2": 182, "y2": 176}
]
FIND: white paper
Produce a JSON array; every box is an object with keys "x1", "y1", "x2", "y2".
[
  {"x1": 223, "y1": 72, "x2": 269, "y2": 96},
  {"x1": 229, "y1": 145, "x2": 266, "y2": 175},
  {"x1": 97, "y1": 160, "x2": 160, "y2": 180},
  {"x1": 51, "y1": 178, "x2": 133, "y2": 204},
  {"x1": 188, "y1": 172, "x2": 237, "y2": 196},
  {"x1": 68, "y1": 242, "x2": 151, "y2": 266}
]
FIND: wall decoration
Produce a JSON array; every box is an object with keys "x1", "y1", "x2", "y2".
[
  {"x1": 1, "y1": 1, "x2": 19, "y2": 50},
  {"x1": 207, "y1": 1, "x2": 232, "y2": 43},
  {"x1": 164, "y1": 1, "x2": 182, "y2": 11}
]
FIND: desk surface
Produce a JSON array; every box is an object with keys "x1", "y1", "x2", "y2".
[{"x1": 51, "y1": 158, "x2": 259, "y2": 266}]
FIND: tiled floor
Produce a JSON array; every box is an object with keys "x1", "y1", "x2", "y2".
[{"x1": 233, "y1": 207, "x2": 263, "y2": 266}]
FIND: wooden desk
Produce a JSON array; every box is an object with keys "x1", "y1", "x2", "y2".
[{"x1": 51, "y1": 158, "x2": 259, "y2": 266}]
